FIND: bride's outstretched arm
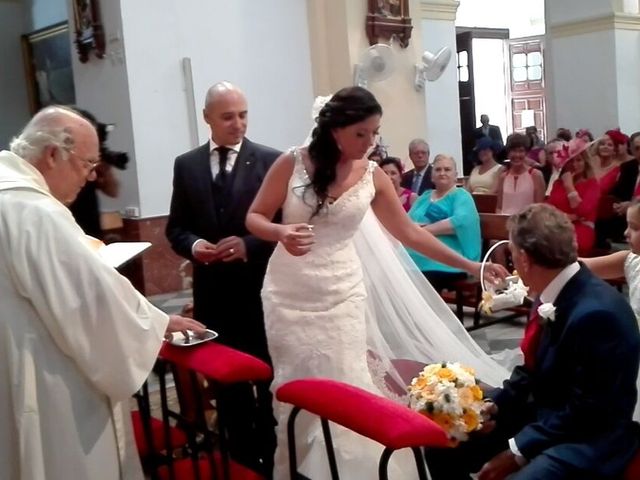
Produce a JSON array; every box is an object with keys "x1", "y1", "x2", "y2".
[
  {"x1": 246, "y1": 152, "x2": 314, "y2": 255},
  {"x1": 370, "y1": 167, "x2": 506, "y2": 281}
]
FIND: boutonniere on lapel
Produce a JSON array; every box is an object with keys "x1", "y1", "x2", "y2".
[{"x1": 537, "y1": 302, "x2": 556, "y2": 323}]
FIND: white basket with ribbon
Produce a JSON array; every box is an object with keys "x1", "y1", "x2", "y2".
[{"x1": 479, "y1": 240, "x2": 529, "y2": 314}]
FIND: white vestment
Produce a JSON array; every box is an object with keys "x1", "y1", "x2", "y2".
[{"x1": 0, "y1": 151, "x2": 169, "y2": 479}]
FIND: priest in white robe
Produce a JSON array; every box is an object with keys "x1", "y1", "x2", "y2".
[{"x1": 0, "y1": 106, "x2": 206, "y2": 479}]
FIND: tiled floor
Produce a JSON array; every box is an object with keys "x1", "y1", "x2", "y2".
[{"x1": 149, "y1": 289, "x2": 525, "y2": 355}]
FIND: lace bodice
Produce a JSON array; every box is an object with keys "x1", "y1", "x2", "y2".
[
  {"x1": 281, "y1": 147, "x2": 377, "y2": 249},
  {"x1": 263, "y1": 147, "x2": 377, "y2": 309}
]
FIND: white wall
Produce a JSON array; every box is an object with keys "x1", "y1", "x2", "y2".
[
  {"x1": 0, "y1": 2, "x2": 31, "y2": 149},
  {"x1": 420, "y1": 17, "x2": 462, "y2": 169},
  {"x1": 24, "y1": 0, "x2": 67, "y2": 31},
  {"x1": 545, "y1": 0, "x2": 612, "y2": 26},
  {"x1": 120, "y1": 0, "x2": 314, "y2": 217},
  {"x1": 546, "y1": 30, "x2": 619, "y2": 134},
  {"x1": 614, "y1": 28, "x2": 640, "y2": 133},
  {"x1": 456, "y1": 0, "x2": 545, "y2": 38}
]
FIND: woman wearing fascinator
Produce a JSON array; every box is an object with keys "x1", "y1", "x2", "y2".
[
  {"x1": 246, "y1": 87, "x2": 511, "y2": 479},
  {"x1": 545, "y1": 137, "x2": 600, "y2": 256}
]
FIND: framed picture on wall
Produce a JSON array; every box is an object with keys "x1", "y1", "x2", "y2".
[
  {"x1": 71, "y1": 0, "x2": 106, "y2": 63},
  {"x1": 21, "y1": 21, "x2": 76, "y2": 114},
  {"x1": 366, "y1": 0, "x2": 413, "y2": 48}
]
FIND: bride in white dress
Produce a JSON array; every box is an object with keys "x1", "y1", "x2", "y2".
[{"x1": 246, "y1": 87, "x2": 509, "y2": 479}]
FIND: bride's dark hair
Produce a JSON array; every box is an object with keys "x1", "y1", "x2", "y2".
[{"x1": 306, "y1": 86, "x2": 382, "y2": 217}]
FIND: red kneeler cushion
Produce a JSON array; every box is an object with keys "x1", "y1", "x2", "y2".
[
  {"x1": 276, "y1": 378, "x2": 449, "y2": 450},
  {"x1": 624, "y1": 450, "x2": 640, "y2": 480},
  {"x1": 159, "y1": 341, "x2": 272, "y2": 384},
  {"x1": 131, "y1": 411, "x2": 187, "y2": 458},
  {"x1": 158, "y1": 455, "x2": 264, "y2": 480}
]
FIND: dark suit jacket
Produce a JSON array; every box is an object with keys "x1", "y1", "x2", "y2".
[
  {"x1": 489, "y1": 266, "x2": 640, "y2": 477},
  {"x1": 474, "y1": 125, "x2": 503, "y2": 145},
  {"x1": 165, "y1": 138, "x2": 280, "y2": 360},
  {"x1": 611, "y1": 159, "x2": 640, "y2": 201},
  {"x1": 401, "y1": 166, "x2": 434, "y2": 195}
]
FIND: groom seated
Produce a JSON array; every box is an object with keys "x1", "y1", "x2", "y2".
[{"x1": 426, "y1": 204, "x2": 640, "y2": 480}]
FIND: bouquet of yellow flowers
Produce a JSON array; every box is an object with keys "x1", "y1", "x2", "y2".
[{"x1": 408, "y1": 362, "x2": 484, "y2": 444}]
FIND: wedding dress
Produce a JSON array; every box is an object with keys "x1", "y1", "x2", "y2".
[{"x1": 262, "y1": 147, "x2": 510, "y2": 479}]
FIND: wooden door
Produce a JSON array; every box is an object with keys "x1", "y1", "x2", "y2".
[
  {"x1": 457, "y1": 31, "x2": 475, "y2": 175},
  {"x1": 508, "y1": 37, "x2": 546, "y2": 141}
]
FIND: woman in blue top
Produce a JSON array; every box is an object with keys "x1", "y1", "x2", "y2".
[{"x1": 407, "y1": 154, "x2": 482, "y2": 292}]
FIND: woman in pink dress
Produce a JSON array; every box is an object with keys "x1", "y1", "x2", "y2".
[
  {"x1": 380, "y1": 156, "x2": 417, "y2": 211},
  {"x1": 496, "y1": 133, "x2": 545, "y2": 215},
  {"x1": 546, "y1": 138, "x2": 601, "y2": 256}
]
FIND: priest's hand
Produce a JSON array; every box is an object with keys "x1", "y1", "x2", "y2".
[
  {"x1": 165, "y1": 314, "x2": 207, "y2": 339},
  {"x1": 477, "y1": 450, "x2": 522, "y2": 480}
]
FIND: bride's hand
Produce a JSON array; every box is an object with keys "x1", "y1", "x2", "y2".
[
  {"x1": 278, "y1": 224, "x2": 315, "y2": 256},
  {"x1": 476, "y1": 262, "x2": 508, "y2": 286}
]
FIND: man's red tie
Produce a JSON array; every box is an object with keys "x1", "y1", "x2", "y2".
[{"x1": 520, "y1": 298, "x2": 543, "y2": 370}]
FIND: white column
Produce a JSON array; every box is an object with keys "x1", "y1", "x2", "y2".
[
  {"x1": 545, "y1": 0, "x2": 640, "y2": 135},
  {"x1": 419, "y1": 0, "x2": 463, "y2": 170}
]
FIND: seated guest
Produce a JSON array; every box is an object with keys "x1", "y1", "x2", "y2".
[
  {"x1": 407, "y1": 154, "x2": 481, "y2": 293},
  {"x1": 611, "y1": 131, "x2": 640, "y2": 215},
  {"x1": 425, "y1": 203, "x2": 640, "y2": 480},
  {"x1": 466, "y1": 137, "x2": 502, "y2": 194},
  {"x1": 546, "y1": 137, "x2": 600, "y2": 256},
  {"x1": 594, "y1": 129, "x2": 629, "y2": 247},
  {"x1": 380, "y1": 156, "x2": 417, "y2": 211},
  {"x1": 401, "y1": 138, "x2": 434, "y2": 194},
  {"x1": 597, "y1": 131, "x2": 640, "y2": 244},
  {"x1": 496, "y1": 133, "x2": 545, "y2": 214}
]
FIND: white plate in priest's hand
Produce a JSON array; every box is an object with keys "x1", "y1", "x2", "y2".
[{"x1": 166, "y1": 329, "x2": 218, "y2": 347}]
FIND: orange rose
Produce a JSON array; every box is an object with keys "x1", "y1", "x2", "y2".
[
  {"x1": 436, "y1": 368, "x2": 456, "y2": 382},
  {"x1": 462, "y1": 410, "x2": 480, "y2": 432},
  {"x1": 470, "y1": 385, "x2": 483, "y2": 401}
]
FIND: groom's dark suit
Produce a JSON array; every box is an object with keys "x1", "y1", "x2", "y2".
[
  {"x1": 427, "y1": 265, "x2": 640, "y2": 479},
  {"x1": 166, "y1": 138, "x2": 280, "y2": 473}
]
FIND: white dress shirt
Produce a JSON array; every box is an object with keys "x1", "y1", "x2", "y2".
[
  {"x1": 209, "y1": 138, "x2": 242, "y2": 179},
  {"x1": 509, "y1": 261, "x2": 580, "y2": 464}
]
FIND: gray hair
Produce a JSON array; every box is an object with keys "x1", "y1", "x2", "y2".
[
  {"x1": 9, "y1": 106, "x2": 79, "y2": 164},
  {"x1": 507, "y1": 204, "x2": 577, "y2": 269},
  {"x1": 432, "y1": 153, "x2": 457, "y2": 173},
  {"x1": 408, "y1": 138, "x2": 429, "y2": 152}
]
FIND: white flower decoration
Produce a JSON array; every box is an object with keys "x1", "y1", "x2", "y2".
[
  {"x1": 537, "y1": 302, "x2": 556, "y2": 322},
  {"x1": 311, "y1": 95, "x2": 332, "y2": 120}
]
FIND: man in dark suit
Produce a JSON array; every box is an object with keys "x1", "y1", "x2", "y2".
[
  {"x1": 166, "y1": 81, "x2": 280, "y2": 476},
  {"x1": 401, "y1": 138, "x2": 434, "y2": 195},
  {"x1": 474, "y1": 114, "x2": 504, "y2": 147},
  {"x1": 426, "y1": 204, "x2": 640, "y2": 479}
]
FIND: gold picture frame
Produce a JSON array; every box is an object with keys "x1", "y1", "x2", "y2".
[{"x1": 21, "y1": 22, "x2": 76, "y2": 114}]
